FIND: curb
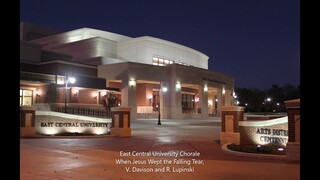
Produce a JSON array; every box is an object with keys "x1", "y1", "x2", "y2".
[{"x1": 221, "y1": 143, "x2": 286, "y2": 160}]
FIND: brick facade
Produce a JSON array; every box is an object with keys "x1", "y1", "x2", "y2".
[
  {"x1": 221, "y1": 110, "x2": 244, "y2": 132},
  {"x1": 287, "y1": 109, "x2": 300, "y2": 142}
]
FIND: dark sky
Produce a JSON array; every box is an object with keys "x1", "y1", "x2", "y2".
[{"x1": 20, "y1": 0, "x2": 300, "y2": 90}]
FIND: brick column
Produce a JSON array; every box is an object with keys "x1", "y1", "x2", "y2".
[
  {"x1": 110, "y1": 107, "x2": 131, "y2": 137},
  {"x1": 20, "y1": 106, "x2": 36, "y2": 137},
  {"x1": 220, "y1": 105, "x2": 244, "y2": 145},
  {"x1": 284, "y1": 99, "x2": 300, "y2": 162}
]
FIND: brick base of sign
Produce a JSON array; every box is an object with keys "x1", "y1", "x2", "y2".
[
  {"x1": 21, "y1": 127, "x2": 36, "y2": 137},
  {"x1": 111, "y1": 127, "x2": 131, "y2": 137},
  {"x1": 220, "y1": 132, "x2": 240, "y2": 145},
  {"x1": 286, "y1": 142, "x2": 300, "y2": 162}
]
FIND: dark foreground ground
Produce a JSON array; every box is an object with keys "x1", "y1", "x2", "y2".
[{"x1": 20, "y1": 118, "x2": 300, "y2": 180}]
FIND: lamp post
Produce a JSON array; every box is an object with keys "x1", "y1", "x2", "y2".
[
  {"x1": 64, "y1": 74, "x2": 76, "y2": 113},
  {"x1": 157, "y1": 83, "x2": 167, "y2": 125},
  {"x1": 264, "y1": 97, "x2": 271, "y2": 116},
  {"x1": 233, "y1": 94, "x2": 237, "y2": 105}
]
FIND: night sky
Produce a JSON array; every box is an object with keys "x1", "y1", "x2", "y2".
[{"x1": 20, "y1": 0, "x2": 300, "y2": 90}]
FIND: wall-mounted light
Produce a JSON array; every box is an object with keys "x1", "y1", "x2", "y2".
[
  {"x1": 101, "y1": 91, "x2": 107, "y2": 96},
  {"x1": 92, "y1": 92, "x2": 98, "y2": 99},
  {"x1": 74, "y1": 89, "x2": 79, "y2": 96},
  {"x1": 162, "y1": 87, "x2": 168, "y2": 92},
  {"x1": 36, "y1": 91, "x2": 41, "y2": 97},
  {"x1": 68, "y1": 77, "x2": 76, "y2": 84},
  {"x1": 222, "y1": 87, "x2": 226, "y2": 95},
  {"x1": 176, "y1": 82, "x2": 181, "y2": 90},
  {"x1": 215, "y1": 98, "x2": 218, "y2": 102},
  {"x1": 129, "y1": 79, "x2": 136, "y2": 86},
  {"x1": 204, "y1": 85, "x2": 208, "y2": 92}
]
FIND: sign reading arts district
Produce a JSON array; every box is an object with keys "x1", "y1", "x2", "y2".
[{"x1": 256, "y1": 128, "x2": 288, "y2": 144}]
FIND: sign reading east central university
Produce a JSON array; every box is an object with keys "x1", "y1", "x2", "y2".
[{"x1": 35, "y1": 111, "x2": 112, "y2": 136}]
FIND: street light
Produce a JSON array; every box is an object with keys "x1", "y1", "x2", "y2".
[
  {"x1": 264, "y1": 97, "x2": 271, "y2": 116},
  {"x1": 64, "y1": 74, "x2": 76, "y2": 113},
  {"x1": 157, "y1": 84, "x2": 167, "y2": 125},
  {"x1": 233, "y1": 93, "x2": 237, "y2": 105}
]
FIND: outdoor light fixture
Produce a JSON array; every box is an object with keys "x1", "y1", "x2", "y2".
[
  {"x1": 74, "y1": 89, "x2": 79, "y2": 96},
  {"x1": 222, "y1": 87, "x2": 225, "y2": 95},
  {"x1": 233, "y1": 93, "x2": 238, "y2": 105},
  {"x1": 101, "y1": 91, "x2": 107, "y2": 96},
  {"x1": 264, "y1": 97, "x2": 271, "y2": 116},
  {"x1": 69, "y1": 77, "x2": 76, "y2": 84},
  {"x1": 149, "y1": 95, "x2": 153, "y2": 105},
  {"x1": 162, "y1": 87, "x2": 168, "y2": 92},
  {"x1": 176, "y1": 82, "x2": 181, "y2": 90},
  {"x1": 277, "y1": 147, "x2": 284, "y2": 151},
  {"x1": 158, "y1": 82, "x2": 167, "y2": 125},
  {"x1": 129, "y1": 79, "x2": 136, "y2": 86},
  {"x1": 204, "y1": 85, "x2": 208, "y2": 92},
  {"x1": 93, "y1": 92, "x2": 98, "y2": 99},
  {"x1": 215, "y1": 98, "x2": 218, "y2": 102},
  {"x1": 64, "y1": 74, "x2": 76, "y2": 113},
  {"x1": 36, "y1": 91, "x2": 41, "y2": 97}
]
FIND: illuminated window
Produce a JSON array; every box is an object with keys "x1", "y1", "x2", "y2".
[
  {"x1": 152, "y1": 57, "x2": 175, "y2": 66},
  {"x1": 178, "y1": 62, "x2": 191, "y2": 66},
  {"x1": 159, "y1": 58, "x2": 164, "y2": 66},
  {"x1": 20, "y1": 89, "x2": 33, "y2": 106},
  {"x1": 152, "y1": 57, "x2": 159, "y2": 65}
]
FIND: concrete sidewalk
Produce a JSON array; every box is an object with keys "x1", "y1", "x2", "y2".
[{"x1": 20, "y1": 118, "x2": 300, "y2": 180}]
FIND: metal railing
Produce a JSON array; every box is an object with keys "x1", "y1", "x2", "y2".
[{"x1": 52, "y1": 106, "x2": 112, "y2": 118}]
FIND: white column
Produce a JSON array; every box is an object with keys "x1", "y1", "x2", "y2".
[
  {"x1": 217, "y1": 88, "x2": 222, "y2": 116},
  {"x1": 198, "y1": 84, "x2": 209, "y2": 118},
  {"x1": 121, "y1": 78, "x2": 137, "y2": 120},
  {"x1": 225, "y1": 89, "x2": 232, "y2": 106}
]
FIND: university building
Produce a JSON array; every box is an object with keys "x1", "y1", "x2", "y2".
[{"x1": 20, "y1": 22, "x2": 235, "y2": 120}]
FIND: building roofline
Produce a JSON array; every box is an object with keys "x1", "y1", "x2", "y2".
[{"x1": 120, "y1": 36, "x2": 209, "y2": 60}]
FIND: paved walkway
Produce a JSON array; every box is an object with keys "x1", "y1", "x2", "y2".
[{"x1": 20, "y1": 118, "x2": 300, "y2": 180}]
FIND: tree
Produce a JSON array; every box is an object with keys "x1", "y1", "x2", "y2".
[
  {"x1": 45, "y1": 83, "x2": 60, "y2": 109},
  {"x1": 102, "y1": 92, "x2": 118, "y2": 111}
]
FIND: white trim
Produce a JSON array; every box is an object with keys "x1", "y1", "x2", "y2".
[
  {"x1": 35, "y1": 111, "x2": 111, "y2": 123},
  {"x1": 239, "y1": 116, "x2": 288, "y2": 127},
  {"x1": 38, "y1": 60, "x2": 97, "y2": 69}
]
